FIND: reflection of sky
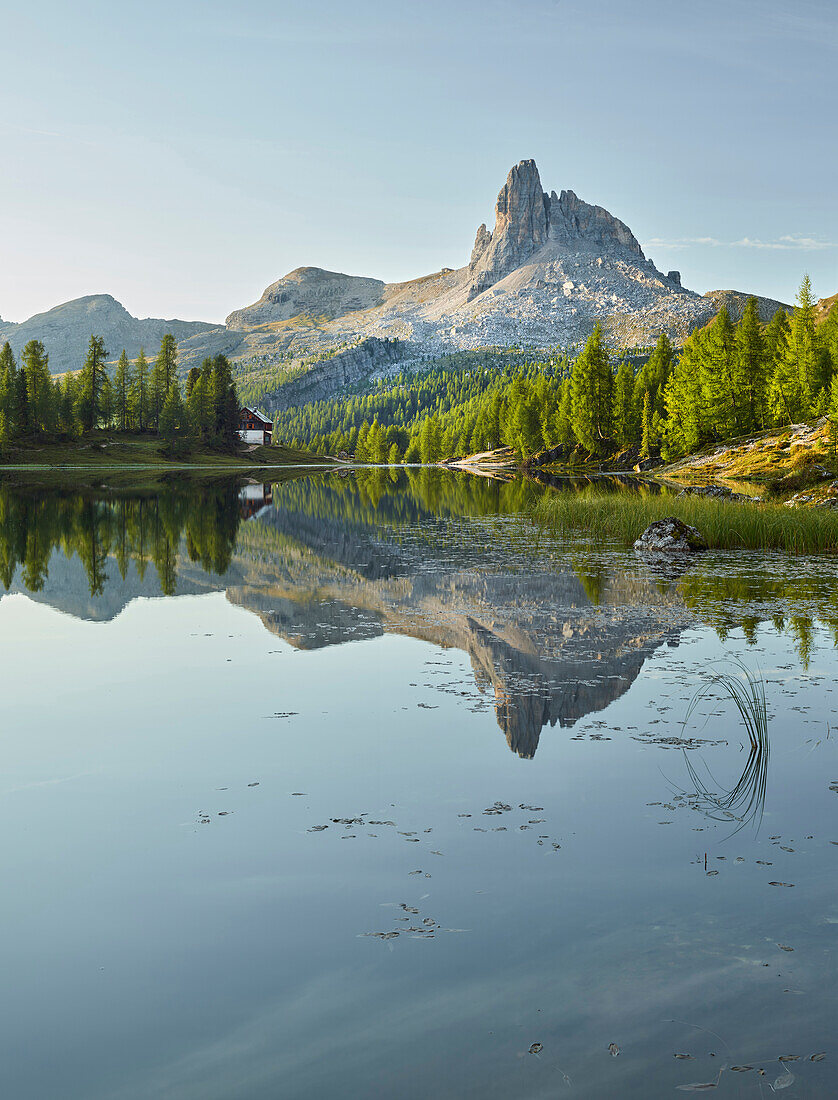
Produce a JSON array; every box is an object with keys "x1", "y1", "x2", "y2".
[{"x1": 0, "y1": 592, "x2": 836, "y2": 1098}]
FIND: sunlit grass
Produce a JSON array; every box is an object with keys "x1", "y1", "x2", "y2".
[{"x1": 533, "y1": 490, "x2": 838, "y2": 553}]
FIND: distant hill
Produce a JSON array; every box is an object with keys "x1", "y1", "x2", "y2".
[
  {"x1": 816, "y1": 292, "x2": 838, "y2": 323},
  {"x1": 702, "y1": 289, "x2": 793, "y2": 323},
  {"x1": 0, "y1": 294, "x2": 213, "y2": 374}
]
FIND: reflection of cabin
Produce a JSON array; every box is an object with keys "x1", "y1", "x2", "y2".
[
  {"x1": 238, "y1": 407, "x2": 272, "y2": 445},
  {"x1": 238, "y1": 482, "x2": 273, "y2": 519}
]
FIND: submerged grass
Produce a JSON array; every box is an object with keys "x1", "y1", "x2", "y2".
[
  {"x1": 533, "y1": 490, "x2": 838, "y2": 553},
  {"x1": 679, "y1": 659, "x2": 769, "y2": 836}
]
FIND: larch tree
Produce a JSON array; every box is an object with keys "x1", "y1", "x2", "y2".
[
  {"x1": 639, "y1": 389, "x2": 653, "y2": 458},
  {"x1": 22, "y1": 339, "x2": 54, "y2": 433},
  {"x1": 77, "y1": 334, "x2": 109, "y2": 431},
  {"x1": 132, "y1": 348, "x2": 150, "y2": 431},
  {"x1": 570, "y1": 322, "x2": 612, "y2": 454},
  {"x1": 663, "y1": 330, "x2": 705, "y2": 458},
  {"x1": 113, "y1": 350, "x2": 132, "y2": 431},
  {"x1": 734, "y1": 297, "x2": 768, "y2": 432},
  {"x1": 152, "y1": 334, "x2": 178, "y2": 430},
  {"x1": 700, "y1": 307, "x2": 739, "y2": 439},
  {"x1": 612, "y1": 359, "x2": 637, "y2": 448},
  {"x1": 158, "y1": 381, "x2": 188, "y2": 450},
  {"x1": 783, "y1": 275, "x2": 822, "y2": 414},
  {"x1": 185, "y1": 366, "x2": 201, "y2": 398}
]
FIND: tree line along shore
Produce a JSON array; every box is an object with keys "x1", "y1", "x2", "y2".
[
  {"x1": 2, "y1": 278, "x2": 837, "y2": 481},
  {"x1": 275, "y1": 278, "x2": 838, "y2": 467},
  {"x1": 0, "y1": 334, "x2": 240, "y2": 455}
]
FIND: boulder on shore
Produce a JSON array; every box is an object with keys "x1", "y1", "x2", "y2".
[{"x1": 633, "y1": 517, "x2": 708, "y2": 555}]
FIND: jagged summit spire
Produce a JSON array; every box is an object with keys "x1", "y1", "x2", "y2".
[{"x1": 467, "y1": 159, "x2": 645, "y2": 300}]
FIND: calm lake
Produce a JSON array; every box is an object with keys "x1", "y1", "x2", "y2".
[{"x1": 1, "y1": 469, "x2": 836, "y2": 1098}]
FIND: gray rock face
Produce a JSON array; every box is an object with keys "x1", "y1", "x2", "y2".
[
  {"x1": 466, "y1": 162, "x2": 645, "y2": 300},
  {"x1": 265, "y1": 337, "x2": 407, "y2": 412},
  {"x1": 0, "y1": 294, "x2": 212, "y2": 375},
  {"x1": 467, "y1": 160, "x2": 550, "y2": 298},
  {"x1": 226, "y1": 267, "x2": 385, "y2": 330},
  {"x1": 667, "y1": 270, "x2": 682, "y2": 287},
  {"x1": 633, "y1": 517, "x2": 708, "y2": 555},
  {"x1": 469, "y1": 223, "x2": 492, "y2": 268},
  {"x1": 546, "y1": 187, "x2": 643, "y2": 256}
]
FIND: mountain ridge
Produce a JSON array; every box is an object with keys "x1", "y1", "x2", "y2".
[
  {"x1": 0, "y1": 160, "x2": 821, "y2": 381},
  {"x1": 0, "y1": 294, "x2": 213, "y2": 374}
]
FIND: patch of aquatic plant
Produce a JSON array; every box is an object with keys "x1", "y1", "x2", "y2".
[
  {"x1": 533, "y1": 490, "x2": 838, "y2": 553},
  {"x1": 678, "y1": 658, "x2": 769, "y2": 836}
]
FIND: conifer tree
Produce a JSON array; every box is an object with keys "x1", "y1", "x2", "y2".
[
  {"x1": 640, "y1": 390, "x2": 652, "y2": 458},
  {"x1": 355, "y1": 421, "x2": 369, "y2": 461},
  {"x1": 570, "y1": 323, "x2": 612, "y2": 454},
  {"x1": 58, "y1": 373, "x2": 78, "y2": 435},
  {"x1": 155, "y1": 333, "x2": 178, "y2": 400},
  {"x1": 787, "y1": 275, "x2": 825, "y2": 408},
  {"x1": 700, "y1": 307, "x2": 739, "y2": 439},
  {"x1": 132, "y1": 348, "x2": 150, "y2": 431},
  {"x1": 767, "y1": 309, "x2": 805, "y2": 425},
  {"x1": 97, "y1": 376, "x2": 111, "y2": 427},
  {"x1": 13, "y1": 363, "x2": 30, "y2": 437},
  {"x1": 77, "y1": 334, "x2": 109, "y2": 431},
  {"x1": 663, "y1": 330, "x2": 705, "y2": 457},
  {"x1": 612, "y1": 360, "x2": 637, "y2": 448},
  {"x1": 113, "y1": 350, "x2": 132, "y2": 431},
  {"x1": 821, "y1": 304, "x2": 838, "y2": 375},
  {"x1": 21, "y1": 339, "x2": 54, "y2": 433},
  {"x1": 0, "y1": 342, "x2": 15, "y2": 378},
  {"x1": 734, "y1": 297, "x2": 768, "y2": 432},
  {"x1": 829, "y1": 374, "x2": 838, "y2": 467},
  {"x1": 210, "y1": 355, "x2": 239, "y2": 447},
  {"x1": 556, "y1": 378, "x2": 574, "y2": 446},
  {"x1": 158, "y1": 381, "x2": 188, "y2": 449},
  {"x1": 513, "y1": 393, "x2": 542, "y2": 456},
  {"x1": 633, "y1": 333, "x2": 673, "y2": 425},
  {"x1": 187, "y1": 374, "x2": 213, "y2": 439}
]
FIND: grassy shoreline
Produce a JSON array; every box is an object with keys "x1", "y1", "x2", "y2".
[
  {"x1": 534, "y1": 491, "x2": 838, "y2": 553},
  {"x1": 0, "y1": 433, "x2": 334, "y2": 488}
]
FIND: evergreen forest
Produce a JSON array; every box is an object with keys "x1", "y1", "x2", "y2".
[
  {"x1": 0, "y1": 334, "x2": 240, "y2": 454},
  {"x1": 273, "y1": 279, "x2": 838, "y2": 464}
]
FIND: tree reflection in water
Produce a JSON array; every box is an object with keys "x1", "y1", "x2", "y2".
[{"x1": 0, "y1": 480, "x2": 244, "y2": 597}]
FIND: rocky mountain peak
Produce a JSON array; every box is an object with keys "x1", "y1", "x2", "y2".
[
  {"x1": 547, "y1": 188, "x2": 644, "y2": 257},
  {"x1": 468, "y1": 160, "x2": 550, "y2": 298},
  {"x1": 467, "y1": 160, "x2": 646, "y2": 300}
]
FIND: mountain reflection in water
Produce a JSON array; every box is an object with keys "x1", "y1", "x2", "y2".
[{"x1": 3, "y1": 469, "x2": 838, "y2": 757}]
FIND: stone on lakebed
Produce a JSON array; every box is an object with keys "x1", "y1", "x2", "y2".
[{"x1": 633, "y1": 517, "x2": 708, "y2": 555}]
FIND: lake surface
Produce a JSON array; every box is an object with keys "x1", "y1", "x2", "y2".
[{"x1": 1, "y1": 469, "x2": 836, "y2": 1098}]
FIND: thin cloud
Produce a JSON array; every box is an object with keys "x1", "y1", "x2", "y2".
[
  {"x1": 648, "y1": 235, "x2": 834, "y2": 251},
  {"x1": 647, "y1": 237, "x2": 723, "y2": 248}
]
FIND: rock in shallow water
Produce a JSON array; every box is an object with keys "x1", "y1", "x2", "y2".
[{"x1": 633, "y1": 517, "x2": 708, "y2": 555}]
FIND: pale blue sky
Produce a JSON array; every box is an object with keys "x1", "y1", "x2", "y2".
[{"x1": 0, "y1": 0, "x2": 835, "y2": 323}]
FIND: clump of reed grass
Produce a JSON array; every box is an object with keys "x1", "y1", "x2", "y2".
[{"x1": 533, "y1": 490, "x2": 838, "y2": 553}]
